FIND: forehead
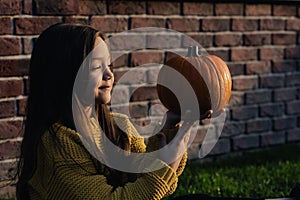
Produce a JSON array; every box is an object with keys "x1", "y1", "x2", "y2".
[{"x1": 92, "y1": 37, "x2": 110, "y2": 60}]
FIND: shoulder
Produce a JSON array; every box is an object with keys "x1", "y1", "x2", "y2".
[{"x1": 41, "y1": 123, "x2": 90, "y2": 161}]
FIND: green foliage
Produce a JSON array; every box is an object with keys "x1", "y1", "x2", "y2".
[{"x1": 165, "y1": 144, "x2": 300, "y2": 199}]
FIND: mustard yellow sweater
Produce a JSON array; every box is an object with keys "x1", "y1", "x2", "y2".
[{"x1": 28, "y1": 113, "x2": 187, "y2": 200}]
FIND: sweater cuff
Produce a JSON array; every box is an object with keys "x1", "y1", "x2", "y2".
[{"x1": 144, "y1": 158, "x2": 178, "y2": 192}]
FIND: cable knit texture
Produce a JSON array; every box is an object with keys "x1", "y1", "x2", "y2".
[{"x1": 28, "y1": 113, "x2": 188, "y2": 200}]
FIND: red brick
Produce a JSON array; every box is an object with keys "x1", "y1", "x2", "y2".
[
  {"x1": 23, "y1": 37, "x2": 36, "y2": 55},
  {"x1": 0, "y1": 58, "x2": 30, "y2": 77},
  {"x1": 0, "y1": 100, "x2": 15, "y2": 118},
  {"x1": 0, "y1": 161, "x2": 17, "y2": 181},
  {"x1": 221, "y1": 121, "x2": 245, "y2": 137},
  {"x1": 232, "y1": 75, "x2": 258, "y2": 91},
  {"x1": 228, "y1": 91, "x2": 244, "y2": 107},
  {"x1": 108, "y1": 34, "x2": 146, "y2": 51},
  {"x1": 0, "y1": 141, "x2": 21, "y2": 160},
  {"x1": 227, "y1": 62, "x2": 244, "y2": 76},
  {"x1": 260, "y1": 47, "x2": 284, "y2": 61},
  {"x1": 215, "y1": 33, "x2": 242, "y2": 47},
  {"x1": 245, "y1": 4, "x2": 271, "y2": 16},
  {"x1": 0, "y1": 37, "x2": 22, "y2": 56},
  {"x1": 285, "y1": 73, "x2": 300, "y2": 86},
  {"x1": 129, "y1": 102, "x2": 148, "y2": 118},
  {"x1": 167, "y1": 18, "x2": 199, "y2": 32},
  {"x1": 15, "y1": 17, "x2": 62, "y2": 35},
  {"x1": 231, "y1": 47, "x2": 257, "y2": 61},
  {"x1": 114, "y1": 68, "x2": 147, "y2": 85},
  {"x1": 34, "y1": 0, "x2": 79, "y2": 15},
  {"x1": 184, "y1": 33, "x2": 213, "y2": 48},
  {"x1": 131, "y1": 17, "x2": 165, "y2": 29},
  {"x1": 113, "y1": 69, "x2": 127, "y2": 83},
  {"x1": 260, "y1": 18, "x2": 285, "y2": 31},
  {"x1": 109, "y1": 1, "x2": 145, "y2": 14},
  {"x1": 272, "y1": 60, "x2": 297, "y2": 73},
  {"x1": 0, "y1": 79, "x2": 23, "y2": 97},
  {"x1": 287, "y1": 128, "x2": 300, "y2": 142},
  {"x1": 0, "y1": 120, "x2": 23, "y2": 139},
  {"x1": 261, "y1": 131, "x2": 285, "y2": 147},
  {"x1": 0, "y1": 185, "x2": 16, "y2": 199},
  {"x1": 64, "y1": 16, "x2": 89, "y2": 24},
  {"x1": 209, "y1": 139, "x2": 231, "y2": 155},
  {"x1": 90, "y1": 16, "x2": 128, "y2": 33},
  {"x1": 130, "y1": 86, "x2": 158, "y2": 102},
  {"x1": 273, "y1": 116, "x2": 297, "y2": 131},
  {"x1": 111, "y1": 53, "x2": 128, "y2": 68},
  {"x1": 274, "y1": 87, "x2": 297, "y2": 102},
  {"x1": 244, "y1": 33, "x2": 271, "y2": 46},
  {"x1": 231, "y1": 105, "x2": 258, "y2": 120},
  {"x1": 287, "y1": 18, "x2": 300, "y2": 31},
  {"x1": 272, "y1": 32, "x2": 296, "y2": 45},
  {"x1": 23, "y1": 0, "x2": 32, "y2": 14},
  {"x1": 111, "y1": 85, "x2": 129, "y2": 104},
  {"x1": 246, "y1": 118, "x2": 272, "y2": 133},
  {"x1": 215, "y1": 3, "x2": 243, "y2": 16},
  {"x1": 79, "y1": 0, "x2": 106, "y2": 15},
  {"x1": 147, "y1": 34, "x2": 181, "y2": 49},
  {"x1": 260, "y1": 103, "x2": 284, "y2": 117},
  {"x1": 147, "y1": 2, "x2": 180, "y2": 15},
  {"x1": 17, "y1": 97, "x2": 27, "y2": 116},
  {"x1": 147, "y1": 67, "x2": 160, "y2": 84},
  {"x1": 287, "y1": 100, "x2": 300, "y2": 115},
  {"x1": 0, "y1": 0, "x2": 21, "y2": 15},
  {"x1": 246, "y1": 61, "x2": 271, "y2": 75},
  {"x1": 0, "y1": 17, "x2": 12, "y2": 34},
  {"x1": 207, "y1": 49, "x2": 229, "y2": 61},
  {"x1": 202, "y1": 18, "x2": 230, "y2": 32},
  {"x1": 183, "y1": 2, "x2": 213, "y2": 16},
  {"x1": 131, "y1": 51, "x2": 163, "y2": 67},
  {"x1": 245, "y1": 89, "x2": 272, "y2": 104},
  {"x1": 273, "y1": 5, "x2": 297, "y2": 16},
  {"x1": 232, "y1": 134, "x2": 259, "y2": 150},
  {"x1": 260, "y1": 74, "x2": 285, "y2": 88},
  {"x1": 285, "y1": 47, "x2": 300, "y2": 59},
  {"x1": 232, "y1": 18, "x2": 258, "y2": 31}
]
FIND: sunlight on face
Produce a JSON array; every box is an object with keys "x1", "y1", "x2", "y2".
[{"x1": 91, "y1": 37, "x2": 114, "y2": 104}]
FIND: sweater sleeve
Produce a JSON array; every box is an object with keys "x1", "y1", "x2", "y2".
[
  {"x1": 28, "y1": 123, "x2": 178, "y2": 200},
  {"x1": 146, "y1": 126, "x2": 188, "y2": 177}
]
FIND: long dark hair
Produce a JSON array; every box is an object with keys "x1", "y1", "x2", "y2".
[{"x1": 16, "y1": 23, "x2": 130, "y2": 199}]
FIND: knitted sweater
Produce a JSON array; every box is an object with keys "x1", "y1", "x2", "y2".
[{"x1": 28, "y1": 113, "x2": 187, "y2": 200}]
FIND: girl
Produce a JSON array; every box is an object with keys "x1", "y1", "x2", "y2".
[{"x1": 16, "y1": 23, "x2": 211, "y2": 200}]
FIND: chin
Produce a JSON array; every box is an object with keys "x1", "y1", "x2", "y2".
[{"x1": 95, "y1": 96, "x2": 111, "y2": 105}]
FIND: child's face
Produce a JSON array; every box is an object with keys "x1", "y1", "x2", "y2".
[{"x1": 91, "y1": 37, "x2": 114, "y2": 104}]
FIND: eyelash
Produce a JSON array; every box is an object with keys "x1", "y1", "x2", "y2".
[{"x1": 92, "y1": 64, "x2": 113, "y2": 71}]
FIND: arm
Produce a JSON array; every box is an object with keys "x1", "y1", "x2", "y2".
[{"x1": 29, "y1": 125, "x2": 178, "y2": 200}]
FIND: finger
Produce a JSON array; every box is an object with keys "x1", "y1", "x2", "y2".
[
  {"x1": 200, "y1": 110, "x2": 213, "y2": 120},
  {"x1": 174, "y1": 120, "x2": 193, "y2": 142},
  {"x1": 212, "y1": 108, "x2": 225, "y2": 118}
]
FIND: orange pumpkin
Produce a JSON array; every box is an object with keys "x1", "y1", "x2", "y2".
[{"x1": 157, "y1": 46, "x2": 232, "y2": 119}]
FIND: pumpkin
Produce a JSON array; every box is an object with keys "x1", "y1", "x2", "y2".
[{"x1": 157, "y1": 46, "x2": 232, "y2": 119}]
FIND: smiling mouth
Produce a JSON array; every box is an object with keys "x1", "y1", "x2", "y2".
[{"x1": 99, "y1": 86, "x2": 111, "y2": 90}]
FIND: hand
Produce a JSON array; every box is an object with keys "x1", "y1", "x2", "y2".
[{"x1": 157, "y1": 119, "x2": 194, "y2": 171}]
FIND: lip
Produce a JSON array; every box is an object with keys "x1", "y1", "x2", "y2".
[{"x1": 98, "y1": 85, "x2": 111, "y2": 90}]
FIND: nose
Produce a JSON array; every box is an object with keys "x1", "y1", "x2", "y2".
[{"x1": 103, "y1": 66, "x2": 113, "y2": 81}]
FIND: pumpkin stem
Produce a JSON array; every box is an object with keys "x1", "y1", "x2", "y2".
[{"x1": 187, "y1": 46, "x2": 200, "y2": 57}]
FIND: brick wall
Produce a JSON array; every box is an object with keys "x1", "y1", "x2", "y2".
[{"x1": 0, "y1": 0, "x2": 300, "y2": 198}]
